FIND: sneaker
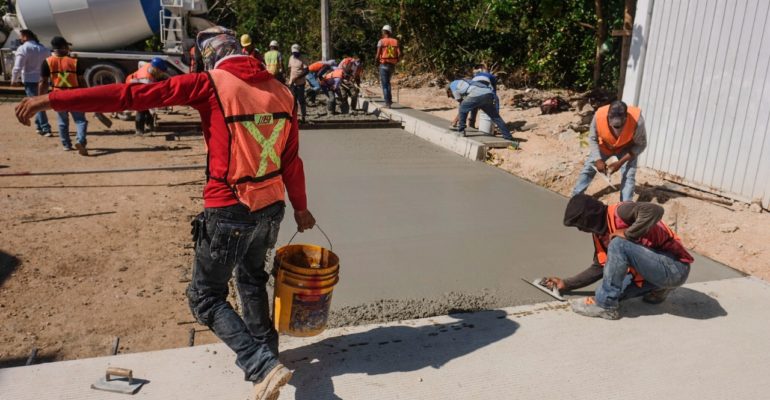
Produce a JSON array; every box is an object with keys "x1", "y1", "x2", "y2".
[
  {"x1": 35, "y1": 129, "x2": 42, "y2": 135},
  {"x1": 63, "y1": 145, "x2": 73, "y2": 151},
  {"x1": 570, "y1": 297, "x2": 620, "y2": 320},
  {"x1": 454, "y1": 129, "x2": 466, "y2": 137},
  {"x1": 643, "y1": 288, "x2": 672, "y2": 304},
  {"x1": 253, "y1": 363, "x2": 293, "y2": 400},
  {"x1": 43, "y1": 131, "x2": 53, "y2": 137},
  {"x1": 135, "y1": 129, "x2": 144, "y2": 136},
  {"x1": 74, "y1": 142, "x2": 88, "y2": 156}
]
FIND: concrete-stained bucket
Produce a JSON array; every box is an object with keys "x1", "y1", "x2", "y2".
[{"x1": 273, "y1": 228, "x2": 339, "y2": 337}]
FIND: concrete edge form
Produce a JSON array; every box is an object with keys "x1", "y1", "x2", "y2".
[{"x1": 358, "y1": 97, "x2": 488, "y2": 161}]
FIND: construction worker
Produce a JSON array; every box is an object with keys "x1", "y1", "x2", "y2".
[
  {"x1": 338, "y1": 56, "x2": 362, "y2": 111},
  {"x1": 240, "y1": 34, "x2": 264, "y2": 63},
  {"x1": 15, "y1": 26, "x2": 315, "y2": 399},
  {"x1": 126, "y1": 57, "x2": 170, "y2": 135},
  {"x1": 468, "y1": 64, "x2": 499, "y2": 129},
  {"x1": 264, "y1": 40, "x2": 284, "y2": 81},
  {"x1": 39, "y1": 36, "x2": 89, "y2": 155},
  {"x1": 320, "y1": 67, "x2": 349, "y2": 114},
  {"x1": 572, "y1": 100, "x2": 647, "y2": 201},
  {"x1": 287, "y1": 44, "x2": 308, "y2": 123},
  {"x1": 305, "y1": 59, "x2": 336, "y2": 104},
  {"x1": 11, "y1": 29, "x2": 52, "y2": 136},
  {"x1": 375, "y1": 25, "x2": 400, "y2": 108},
  {"x1": 447, "y1": 79, "x2": 517, "y2": 145},
  {"x1": 544, "y1": 194, "x2": 693, "y2": 320}
]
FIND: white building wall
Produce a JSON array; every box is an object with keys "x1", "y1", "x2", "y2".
[{"x1": 623, "y1": 0, "x2": 770, "y2": 208}]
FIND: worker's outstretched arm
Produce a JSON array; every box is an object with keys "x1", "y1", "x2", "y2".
[
  {"x1": 16, "y1": 73, "x2": 211, "y2": 124},
  {"x1": 545, "y1": 263, "x2": 603, "y2": 292}
]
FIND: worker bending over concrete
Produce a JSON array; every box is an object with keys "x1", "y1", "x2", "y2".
[
  {"x1": 338, "y1": 56, "x2": 363, "y2": 111},
  {"x1": 125, "y1": 57, "x2": 169, "y2": 135},
  {"x1": 40, "y1": 36, "x2": 89, "y2": 156},
  {"x1": 545, "y1": 195, "x2": 693, "y2": 320},
  {"x1": 320, "y1": 67, "x2": 351, "y2": 115},
  {"x1": 305, "y1": 59, "x2": 336, "y2": 104},
  {"x1": 287, "y1": 44, "x2": 308, "y2": 123},
  {"x1": 447, "y1": 78, "x2": 517, "y2": 145},
  {"x1": 16, "y1": 26, "x2": 316, "y2": 400},
  {"x1": 572, "y1": 100, "x2": 647, "y2": 201}
]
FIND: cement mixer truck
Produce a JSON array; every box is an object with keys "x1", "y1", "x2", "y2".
[{"x1": 0, "y1": 0, "x2": 215, "y2": 86}]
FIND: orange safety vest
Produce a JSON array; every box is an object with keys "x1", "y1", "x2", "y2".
[
  {"x1": 323, "y1": 68, "x2": 345, "y2": 81},
  {"x1": 378, "y1": 37, "x2": 400, "y2": 64},
  {"x1": 308, "y1": 61, "x2": 327, "y2": 73},
  {"x1": 47, "y1": 55, "x2": 79, "y2": 90},
  {"x1": 595, "y1": 105, "x2": 641, "y2": 155},
  {"x1": 126, "y1": 63, "x2": 155, "y2": 84},
  {"x1": 207, "y1": 68, "x2": 294, "y2": 211},
  {"x1": 593, "y1": 203, "x2": 685, "y2": 287}
]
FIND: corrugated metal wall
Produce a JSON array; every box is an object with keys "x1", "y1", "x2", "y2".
[{"x1": 623, "y1": 0, "x2": 770, "y2": 208}]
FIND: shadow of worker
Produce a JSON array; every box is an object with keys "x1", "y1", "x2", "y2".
[
  {"x1": 280, "y1": 309, "x2": 518, "y2": 400},
  {"x1": 621, "y1": 287, "x2": 728, "y2": 320},
  {"x1": 0, "y1": 250, "x2": 20, "y2": 288}
]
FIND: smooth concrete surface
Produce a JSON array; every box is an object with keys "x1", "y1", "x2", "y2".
[
  {"x1": 282, "y1": 128, "x2": 741, "y2": 310},
  {"x1": 3, "y1": 277, "x2": 768, "y2": 400}
]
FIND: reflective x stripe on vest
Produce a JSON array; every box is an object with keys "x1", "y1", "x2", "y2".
[
  {"x1": 379, "y1": 37, "x2": 399, "y2": 64},
  {"x1": 595, "y1": 105, "x2": 641, "y2": 155},
  {"x1": 207, "y1": 69, "x2": 294, "y2": 211},
  {"x1": 47, "y1": 56, "x2": 79, "y2": 90}
]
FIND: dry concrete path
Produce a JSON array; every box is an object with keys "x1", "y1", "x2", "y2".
[
  {"x1": 3, "y1": 277, "x2": 768, "y2": 400},
  {"x1": 285, "y1": 128, "x2": 741, "y2": 314}
]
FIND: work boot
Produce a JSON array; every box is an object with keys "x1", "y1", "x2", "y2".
[
  {"x1": 643, "y1": 288, "x2": 673, "y2": 304},
  {"x1": 569, "y1": 297, "x2": 620, "y2": 320},
  {"x1": 253, "y1": 363, "x2": 293, "y2": 400},
  {"x1": 74, "y1": 142, "x2": 88, "y2": 156}
]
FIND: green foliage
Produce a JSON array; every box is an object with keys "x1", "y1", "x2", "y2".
[{"x1": 206, "y1": 0, "x2": 627, "y2": 91}]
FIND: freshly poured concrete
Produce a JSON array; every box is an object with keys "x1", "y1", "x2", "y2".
[
  {"x1": 4, "y1": 277, "x2": 768, "y2": 400},
  {"x1": 282, "y1": 128, "x2": 741, "y2": 315}
]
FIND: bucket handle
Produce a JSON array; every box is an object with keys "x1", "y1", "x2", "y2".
[{"x1": 286, "y1": 224, "x2": 333, "y2": 251}]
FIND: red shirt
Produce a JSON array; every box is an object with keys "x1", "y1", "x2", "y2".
[{"x1": 49, "y1": 56, "x2": 307, "y2": 211}]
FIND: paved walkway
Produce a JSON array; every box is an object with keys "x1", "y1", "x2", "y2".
[{"x1": 3, "y1": 277, "x2": 768, "y2": 400}]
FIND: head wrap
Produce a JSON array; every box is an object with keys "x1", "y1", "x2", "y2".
[
  {"x1": 196, "y1": 26, "x2": 241, "y2": 71},
  {"x1": 563, "y1": 194, "x2": 608, "y2": 234}
]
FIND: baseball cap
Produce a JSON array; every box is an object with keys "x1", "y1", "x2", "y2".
[
  {"x1": 50, "y1": 36, "x2": 72, "y2": 49},
  {"x1": 291, "y1": 44, "x2": 300, "y2": 52},
  {"x1": 269, "y1": 40, "x2": 279, "y2": 47}
]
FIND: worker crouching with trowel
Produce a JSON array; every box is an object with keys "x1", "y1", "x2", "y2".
[
  {"x1": 15, "y1": 26, "x2": 315, "y2": 400},
  {"x1": 546, "y1": 195, "x2": 693, "y2": 320}
]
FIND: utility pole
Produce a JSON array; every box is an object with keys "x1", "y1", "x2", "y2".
[{"x1": 321, "y1": 0, "x2": 331, "y2": 60}]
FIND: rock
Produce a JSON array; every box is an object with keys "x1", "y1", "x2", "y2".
[
  {"x1": 718, "y1": 223, "x2": 739, "y2": 233},
  {"x1": 749, "y1": 202, "x2": 763, "y2": 213},
  {"x1": 558, "y1": 128, "x2": 577, "y2": 143}
]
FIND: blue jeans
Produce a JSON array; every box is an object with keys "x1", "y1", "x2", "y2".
[
  {"x1": 186, "y1": 203, "x2": 284, "y2": 382},
  {"x1": 469, "y1": 92, "x2": 499, "y2": 127},
  {"x1": 23, "y1": 82, "x2": 50, "y2": 133},
  {"x1": 57, "y1": 111, "x2": 88, "y2": 148},
  {"x1": 379, "y1": 63, "x2": 395, "y2": 105},
  {"x1": 458, "y1": 93, "x2": 512, "y2": 139},
  {"x1": 572, "y1": 151, "x2": 638, "y2": 201},
  {"x1": 595, "y1": 238, "x2": 690, "y2": 309}
]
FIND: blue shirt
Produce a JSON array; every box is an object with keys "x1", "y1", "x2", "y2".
[
  {"x1": 473, "y1": 72, "x2": 497, "y2": 92},
  {"x1": 12, "y1": 41, "x2": 50, "y2": 83},
  {"x1": 450, "y1": 79, "x2": 493, "y2": 101}
]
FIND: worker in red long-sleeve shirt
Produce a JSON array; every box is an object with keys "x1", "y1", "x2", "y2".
[{"x1": 15, "y1": 26, "x2": 313, "y2": 400}]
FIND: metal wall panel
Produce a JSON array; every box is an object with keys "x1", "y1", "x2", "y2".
[{"x1": 624, "y1": 0, "x2": 770, "y2": 208}]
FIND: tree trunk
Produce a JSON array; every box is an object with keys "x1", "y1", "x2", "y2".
[
  {"x1": 617, "y1": 0, "x2": 636, "y2": 97},
  {"x1": 593, "y1": 0, "x2": 606, "y2": 89}
]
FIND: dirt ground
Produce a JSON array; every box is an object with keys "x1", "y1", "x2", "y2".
[{"x1": 377, "y1": 79, "x2": 770, "y2": 283}]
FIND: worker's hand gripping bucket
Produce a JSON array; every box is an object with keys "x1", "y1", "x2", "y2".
[{"x1": 273, "y1": 226, "x2": 339, "y2": 337}]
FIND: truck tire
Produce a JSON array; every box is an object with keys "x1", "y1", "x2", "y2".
[{"x1": 84, "y1": 63, "x2": 125, "y2": 87}]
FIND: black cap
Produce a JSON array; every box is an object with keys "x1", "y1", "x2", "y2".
[
  {"x1": 50, "y1": 36, "x2": 72, "y2": 49},
  {"x1": 607, "y1": 100, "x2": 628, "y2": 128}
]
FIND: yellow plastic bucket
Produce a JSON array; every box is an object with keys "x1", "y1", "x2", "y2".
[{"x1": 273, "y1": 227, "x2": 339, "y2": 337}]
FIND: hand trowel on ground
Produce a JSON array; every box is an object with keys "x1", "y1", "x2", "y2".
[
  {"x1": 522, "y1": 278, "x2": 566, "y2": 301},
  {"x1": 91, "y1": 367, "x2": 147, "y2": 395}
]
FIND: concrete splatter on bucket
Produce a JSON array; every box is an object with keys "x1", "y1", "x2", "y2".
[{"x1": 273, "y1": 227, "x2": 339, "y2": 337}]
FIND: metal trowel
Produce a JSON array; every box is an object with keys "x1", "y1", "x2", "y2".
[
  {"x1": 522, "y1": 278, "x2": 566, "y2": 301},
  {"x1": 91, "y1": 367, "x2": 147, "y2": 395}
]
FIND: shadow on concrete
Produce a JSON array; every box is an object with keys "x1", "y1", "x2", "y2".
[
  {"x1": 282, "y1": 310, "x2": 518, "y2": 400},
  {"x1": 621, "y1": 287, "x2": 727, "y2": 320},
  {"x1": 0, "y1": 353, "x2": 58, "y2": 369},
  {"x1": 87, "y1": 145, "x2": 192, "y2": 158},
  {"x1": 0, "y1": 250, "x2": 20, "y2": 288},
  {"x1": 419, "y1": 106, "x2": 455, "y2": 112}
]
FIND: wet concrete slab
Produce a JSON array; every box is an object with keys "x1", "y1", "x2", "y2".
[{"x1": 281, "y1": 128, "x2": 742, "y2": 315}]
